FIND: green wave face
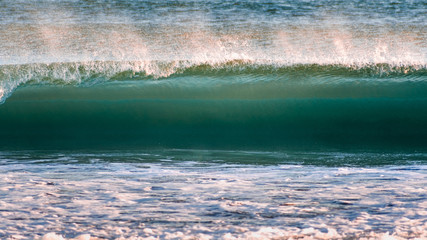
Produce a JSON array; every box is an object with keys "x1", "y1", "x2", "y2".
[
  {"x1": 1, "y1": 61, "x2": 426, "y2": 149},
  {"x1": 1, "y1": 61, "x2": 426, "y2": 102}
]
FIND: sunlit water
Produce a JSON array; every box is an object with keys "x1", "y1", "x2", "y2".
[{"x1": 1, "y1": 150, "x2": 426, "y2": 239}]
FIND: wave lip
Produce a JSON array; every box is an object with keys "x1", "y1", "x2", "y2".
[{"x1": 1, "y1": 60, "x2": 426, "y2": 103}]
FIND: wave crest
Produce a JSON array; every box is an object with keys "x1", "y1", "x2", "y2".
[{"x1": 1, "y1": 60, "x2": 426, "y2": 103}]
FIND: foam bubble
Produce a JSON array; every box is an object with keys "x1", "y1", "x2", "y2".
[{"x1": 42, "y1": 233, "x2": 65, "y2": 240}]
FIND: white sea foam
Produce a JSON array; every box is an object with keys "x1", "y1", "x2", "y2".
[{"x1": 1, "y1": 151, "x2": 426, "y2": 239}]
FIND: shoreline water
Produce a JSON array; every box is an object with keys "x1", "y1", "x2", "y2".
[{"x1": 1, "y1": 149, "x2": 426, "y2": 239}]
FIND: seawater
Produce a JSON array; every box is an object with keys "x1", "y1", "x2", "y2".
[
  {"x1": 1, "y1": 150, "x2": 427, "y2": 239},
  {"x1": 0, "y1": 0, "x2": 426, "y2": 239}
]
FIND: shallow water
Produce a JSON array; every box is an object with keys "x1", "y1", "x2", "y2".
[{"x1": 1, "y1": 150, "x2": 426, "y2": 239}]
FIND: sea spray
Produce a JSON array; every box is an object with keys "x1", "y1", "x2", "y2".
[{"x1": 1, "y1": 61, "x2": 426, "y2": 103}]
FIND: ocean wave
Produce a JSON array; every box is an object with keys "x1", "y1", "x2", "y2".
[
  {"x1": 1, "y1": 60, "x2": 427, "y2": 148},
  {"x1": 1, "y1": 60, "x2": 426, "y2": 103}
]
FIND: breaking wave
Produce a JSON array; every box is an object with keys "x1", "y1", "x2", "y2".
[{"x1": 1, "y1": 60, "x2": 426, "y2": 103}]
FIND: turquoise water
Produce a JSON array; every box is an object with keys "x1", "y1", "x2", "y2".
[
  {"x1": 1, "y1": 63, "x2": 427, "y2": 149},
  {"x1": 0, "y1": 0, "x2": 426, "y2": 239}
]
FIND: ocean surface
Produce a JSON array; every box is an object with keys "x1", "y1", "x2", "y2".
[{"x1": 0, "y1": 0, "x2": 426, "y2": 239}]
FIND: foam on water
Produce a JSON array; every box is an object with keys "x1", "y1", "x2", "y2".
[{"x1": 1, "y1": 150, "x2": 426, "y2": 239}]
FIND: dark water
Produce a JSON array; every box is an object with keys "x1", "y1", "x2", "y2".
[
  {"x1": 1, "y1": 63, "x2": 427, "y2": 149},
  {"x1": 0, "y1": 0, "x2": 426, "y2": 239}
]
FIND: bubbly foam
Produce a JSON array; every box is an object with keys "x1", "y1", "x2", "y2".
[{"x1": 1, "y1": 150, "x2": 426, "y2": 240}]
